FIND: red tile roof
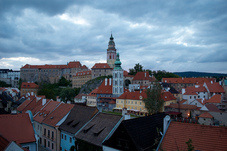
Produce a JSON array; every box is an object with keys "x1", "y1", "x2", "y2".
[
  {"x1": 17, "y1": 96, "x2": 36, "y2": 112},
  {"x1": 203, "y1": 104, "x2": 221, "y2": 112},
  {"x1": 167, "y1": 103, "x2": 198, "y2": 110},
  {"x1": 160, "y1": 122, "x2": 227, "y2": 151},
  {"x1": 196, "y1": 98, "x2": 206, "y2": 105},
  {"x1": 133, "y1": 72, "x2": 156, "y2": 82},
  {"x1": 74, "y1": 70, "x2": 91, "y2": 76},
  {"x1": 184, "y1": 84, "x2": 207, "y2": 95},
  {"x1": 199, "y1": 112, "x2": 213, "y2": 118},
  {"x1": 162, "y1": 91, "x2": 176, "y2": 101},
  {"x1": 162, "y1": 78, "x2": 215, "y2": 84},
  {"x1": 21, "y1": 82, "x2": 39, "y2": 89},
  {"x1": 91, "y1": 63, "x2": 112, "y2": 69},
  {"x1": 0, "y1": 135, "x2": 10, "y2": 151},
  {"x1": 0, "y1": 113, "x2": 36, "y2": 144},
  {"x1": 118, "y1": 90, "x2": 147, "y2": 100},
  {"x1": 96, "y1": 79, "x2": 113, "y2": 94},
  {"x1": 42, "y1": 103, "x2": 74, "y2": 127},
  {"x1": 123, "y1": 70, "x2": 128, "y2": 76},
  {"x1": 21, "y1": 61, "x2": 86, "y2": 69},
  {"x1": 205, "y1": 82, "x2": 225, "y2": 93},
  {"x1": 206, "y1": 94, "x2": 222, "y2": 104},
  {"x1": 34, "y1": 100, "x2": 60, "y2": 123},
  {"x1": 88, "y1": 88, "x2": 98, "y2": 97}
]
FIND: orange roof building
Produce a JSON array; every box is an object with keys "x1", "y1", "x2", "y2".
[
  {"x1": 20, "y1": 82, "x2": 39, "y2": 96},
  {"x1": 132, "y1": 72, "x2": 156, "y2": 87},
  {"x1": 91, "y1": 63, "x2": 113, "y2": 79},
  {"x1": 0, "y1": 113, "x2": 36, "y2": 149},
  {"x1": 20, "y1": 61, "x2": 89, "y2": 84},
  {"x1": 159, "y1": 122, "x2": 227, "y2": 151}
]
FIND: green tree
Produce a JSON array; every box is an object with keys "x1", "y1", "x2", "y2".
[
  {"x1": 143, "y1": 84, "x2": 164, "y2": 115},
  {"x1": 0, "y1": 80, "x2": 11, "y2": 87},
  {"x1": 58, "y1": 76, "x2": 71, "y2": 87},
  {"x1": 38, "y1": 88, "x2": 55, "y2": 100},
  {"x1": 59, "y1": 88, "x2": 76, "y2": 103},
  {"x1": 129, "y1": 63, "x2": 144, "y2": 75}
]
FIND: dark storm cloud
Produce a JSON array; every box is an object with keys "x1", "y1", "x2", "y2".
[{"x1": 0, "y1": 0, "x2": 226, "y2": 72}]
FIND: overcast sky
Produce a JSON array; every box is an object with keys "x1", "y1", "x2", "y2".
[{"x1": 0, "y1": 0, "x2": 227, "y2": 73}]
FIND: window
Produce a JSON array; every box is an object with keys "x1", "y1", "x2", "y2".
[
  {"x1": 194, "y1": 96, "x2": 196, "y2": 99},
  {"x1": 70, "y1": 137, "x2": 72, "y2": 143},
  {"x1": 52, "y1": 143, "x2": 54, "y2": 149},
  {"x1": 48, "y1": 130, "x2": 50, "y2": 138},
  {"x1": 48, "y1": 141, "x2": 50, "y2": 147},
  {"x1": 65, "y1": 135, "x2": 66, "y2": 140},
  {"x1": 44, "y1": 128, "x2": 46, "y2": 136},
  {"x1": 44, "y1": 139, "x2": 46, "y2": 147},
  {"x1": 52, "y1": 131, "x2": 54, "y2": 139},
  {"x1": 62, "y1": 134, "x2": 63, "y2": 139},
  {"x1": 190, "y1": 96, "x2": 192, "y2": 99}
]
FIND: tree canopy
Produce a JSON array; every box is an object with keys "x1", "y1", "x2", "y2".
[
  {"x1": 0, "y1": 80, "x2": 11, "y2": 87},
  {"x1": 59, "y1": 88, "x2": 76, "y2": 103},
  {"x1": 129, "y1": 63, "x2": 144, "y2": 75},
  {"x1": 143, "y1": 84, "x2": 164, "y2": 115}
]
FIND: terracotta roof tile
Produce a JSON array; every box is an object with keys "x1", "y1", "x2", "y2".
[
  {"x1": 0, "y1": 113, "x2": 36, "y2": 144},
  {"x1": 206, "y1": 94, "x2": 222, "y2": 104},
  {"x1": 74, "y1": 70, "x2": 91, "y2": 76},
  {"x1": 162, "y1": 78, "x2": 215, "y2": 84},
  {"x1": 91, "y1": 63, "x2": 112, "y2": 69},
  {"x1": 160, "y1": 122, "x2": 227, "y2": 151},
  {"x1": 118, "y1": 90, "x2": 147, "y2": 100},
  {"x1": 96, "y1": 79, "x2": 113, "y2": 94},
  {"x1": 42, "y1": 103, "x2": 74, "y2": 127},
  {"x1": 203, "y1": 104, "x2": 221, "y2": 112},
  {"x1": 199, "y1": 112, "x2": 213, "y2": 118},
  {"x1": 34, "y1": 100, "x2": 60, "y2": 123},
  {"x1": 133, "y1": 72, "x2": 156, "y2": 82},
  {"x1": 167, "y1": 103, "x2": 198, "y2": 110},
  {"x1": 21, "y1": 61, "x2": 86, "y2": 69},
  {"x1": 205, "y1": 82, "x2": 225, "y2": 93},
  {"x1": 21, "y1": 82, "x2": 39, "y2": 89},
  {"x1": 162, "y1": 91, "x2": 176, "y2": 101}
]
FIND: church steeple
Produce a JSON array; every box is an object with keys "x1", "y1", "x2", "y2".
[
  {"x1": 107, "y1": 33, "x2": 117, "y2": 68},
  {"x1": 114, "y1": 53, "x2": 122, "y2": 70}
]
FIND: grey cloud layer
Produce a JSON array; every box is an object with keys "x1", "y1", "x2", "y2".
[{"x1": 0, "y1": 0, "x2": 226, "y2": 73}]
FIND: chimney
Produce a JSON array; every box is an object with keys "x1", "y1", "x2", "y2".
[
  {"x1": 202, "y1": 98, "x2": 204, "y2": 103},
  {"x1": 31, "y1": 92, "x2": 34, "y2": 96},
  {"x1": 195, "y1": 85, "x2": 199, "y2": 88},
  {"x1": 182, "y1": 88, "x2": 185, "y2": 94},
  {"x1": 211, "y1": 81, "x2": 213, "y2": 84},
  {"x1": 109, "y1": 78, "x2": 112, "y2": 86},
  {"x1": 145, "y1": 72, "x2": 146, "y2": 77},
  {"x1": 219, "y1": 81, "x2": 222, "y2": 85},
  {"x1": 163, "y1": 115, "x2": 170, "y2": 134},
  {"x1": 105, "y1": 78, "x2": 107, "y2": 86},
  {"x1": 42, "y1": 99, "x2": 46, "y2": 106}
]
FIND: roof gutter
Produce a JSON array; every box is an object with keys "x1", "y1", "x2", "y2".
[{"x1": 156, "y1": 120, "x2": 171, "y2": 151}]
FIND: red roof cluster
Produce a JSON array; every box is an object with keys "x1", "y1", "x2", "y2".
[
  {"x1": 21, "y1": 61, "x2": 87, "y2": 69},
  {"x1": 205, "y1": 82, "x2": 225, "y2": 93},
  {"x1": 199, "y1": 112, "x2": 213, "y2": 118},
  {"x1": 118, "y1": 90, "x2": 147, "y2": 100},
  {"x1": 160, "y1": 122, "x2": 227, "y2": 151},
  {"x1": 91, "y1": 63, "x2": 112, "y2": 69},
  {"x1": 96, "y1": 79, "x2": 113, "y2": 94},
  {"x1": 183, "y1": 84, "x2": 207, "y2": 95},
  {"x1": 167, "y1": 103, "x2": 198, "y2": 110},
  {"x1": 0, "y1": 113, "x2": 36, "y2": 144},
  {"x1": 74, "y1": 70, "x2": 91, "y2": 76},
  {"x1": 162, "y1": 91, "x2": 176, "y2": 101},
  {"x1": 21, "y1": 82, "x2": 39, "y2": 89},
  {"x1": 206, "y1": 94, "x2": 222, "y2": 104},
  {"x1": 88, "y1": 88, "x2": 98, "y2": 97},
  {"x1": 34, "y1": 100, "x2": 60, "y2": 123},
  {"x1": 133, "y1": 71, "x2": 156, "y2": 82},
  {"x1": 162, "y1": 77, "x2": 215, "y2": 84},
  {"x1": 42, "y1": 103, "x2": 74, "y2": 127}
]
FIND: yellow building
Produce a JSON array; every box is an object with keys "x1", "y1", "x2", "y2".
[
  {"x1": 72, "y1": 70, "x2": 92, "y2": 88},
  {"x1": 116, "y1": 90, "x2": 177, "y2": 115}
]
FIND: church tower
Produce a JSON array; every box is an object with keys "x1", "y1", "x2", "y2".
[
  {"x1": 112, "y1": 53, "x2": 124, "y2": 97},
  {"x1": 107, "y1": 33, "x2": 117, "y2": 68}
]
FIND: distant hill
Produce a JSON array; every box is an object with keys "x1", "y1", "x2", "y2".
[{"x1": 173, "y1": 71, "x2": 227, "y2": 78}]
